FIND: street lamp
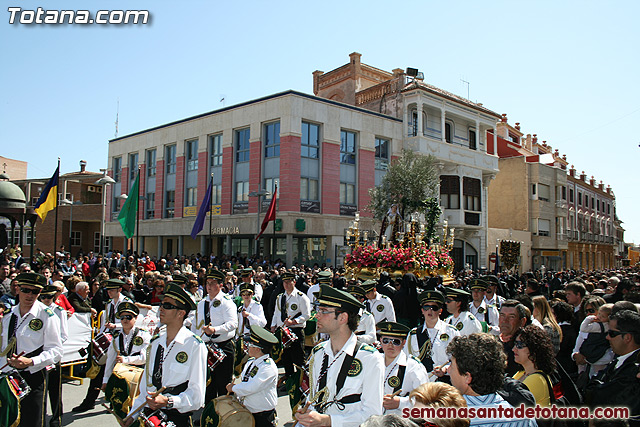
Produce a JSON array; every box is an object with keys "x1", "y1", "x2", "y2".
[
  {"x1": 96, "y1": 172, "x2": 115, "y2": 254},
  {"x1": 248, "y1": 189, "x2": 271, "y2": 256},
  {"x1": 60, "y1": 196, "x2": 82, "y2": 254}
]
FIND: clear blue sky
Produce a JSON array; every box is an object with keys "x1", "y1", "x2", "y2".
[{"x1": 2, "y1": 0, "x2": 639, "y2": 244}]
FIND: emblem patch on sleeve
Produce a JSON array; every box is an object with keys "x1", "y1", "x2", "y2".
[
  {"x1": 29, "y1": 319, "x2": 43, "y2": 331},
  {"x1": 376, "y1": 305, "x2": 384, "y2": 312}
]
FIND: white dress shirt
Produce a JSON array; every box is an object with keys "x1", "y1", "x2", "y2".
[
  {"x1": 367, "y1": 293, "x2": 396, "y2": 324},
  {"x1": 237, "y1": 300, "x2": 267, "y2": 336},
  {"x1": 103, "y1": 326, "x2": 151, "y2": 385},
  {"x1": 271, "y1": 289, "x2": 311, "y2": 329},
  {"x1": 233, "y1": 354, "x2": 278, "y2": 413},
  {"x1": 191, "y1": 292, "x2": 238, "y2": 343},
  {"x1": 383, "y1": 351, "x2": 429, "y2": 415}
]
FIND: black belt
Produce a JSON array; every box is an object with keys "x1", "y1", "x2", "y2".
[
  {"x1": 164, "y1": 381, "x2": 189, "y2": 396},
  {"x1": 320, "y1": 393, "x2": 362, "y2": 412}
]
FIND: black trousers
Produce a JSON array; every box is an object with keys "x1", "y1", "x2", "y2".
[
  {"x1": 83, "y1": 364, "x2": 105, "y2": 405},
  {"x1": 253, "y1": 409, "x2": 276, "y2": 427},
  {"x1": 282, "y1": 327, "x2": 305, "y2": 377},
  {"x1": 47, "y1": 363, "x2": 62, "y2": 427},
  {"x1": 21, "y1": 369, "x2": 48, "y2": 427},
  {"x1": 205, "y1": 339, "x2": 235, "y2": 403}
]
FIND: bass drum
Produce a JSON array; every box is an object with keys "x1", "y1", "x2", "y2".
[
  {"x1": 200, "y1": 395, "x2": 255, "y2": 427},
  {"x1": 105, "y1": 363, "x2": 143, "y2": 420}
]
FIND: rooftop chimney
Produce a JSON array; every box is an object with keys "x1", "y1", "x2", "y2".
[
  {"x1": 515, "y1": 122, "x2": 521, "y2": 131},
  {"x1": 569, "y1": 165, "x2": 576, "y2": 177},
  {"x1": 580, "y1": 171, "x2": 587, "y2": 181},
  {"x1": 533, "y1": 134, "x2": 538, "y2": 143},
  {"x1": 599, "y1": 180, "x2": 604, "y2": 190},
  {"x1": 590, "y1": 176, "x2": 596, "y2": 186},
  {"x1": 80, "y1": 160, "x2": 87, "y2": 172},
  {"x1": 501, "y1": 114, "x2": 508, "y2": 123},
  {"x1": 606, "y1": 185, "x2": 611, "y2": 194}
]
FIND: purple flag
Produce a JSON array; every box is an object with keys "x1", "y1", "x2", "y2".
[{"x1": 190, "y1": 175, "x2": 213, "y2": 239}]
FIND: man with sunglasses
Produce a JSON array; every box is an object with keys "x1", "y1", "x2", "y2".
[
  {"x1": 226, "y1": 325, "x2": 279, "y2": 427},
  {"x1": 362, "y1": 279, "x2": 396, "y2": 325},
  {"x1": 101, "y1": 302, "x2": 151, "y2": 391},
  {"x1": 296, "y1": 284, "x2": 384, "y2": 427},
  {"x1": 0, "y1": 272, "x2": 63, "y2": 427},
  {"x1": 39, "y1": 284, "x2": 69, "y2": 427},
  {"x1": 444, "y1": 287, "x2": 482, "y2": 336},
  {"x1": 191, "y1": 268, "x2": 237, "y2": 402},
  {"x1": 346, "y1": 284, "x2": 377, "y2": 344},
  {"x1": 124, "y1": 284, "x2": 206, "y2": 427},
  {"x1": 404, "y1": 290, "x2": 459, "y2": 378},
  {"x1": 377, "y1": 321, "x2": 428, "y2": 415},
  {"x1": 586, "y1": 309, "x2": 640, "y2": 422}
]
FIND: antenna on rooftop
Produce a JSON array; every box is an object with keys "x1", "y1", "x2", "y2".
[
  {"x1": 115, "y1": 98, "x2": 120, "y2": 138},
  {"x1": 461, "y1": 79, "x2": 470, "y2": 99},
  {"x1": 220, "y1": 95, "x2": 226, "y2": 107}
]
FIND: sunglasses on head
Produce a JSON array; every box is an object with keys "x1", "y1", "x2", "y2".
[
  {"x1": 20, "y1": 287, "x2": 41, "y2": 295},
  {"x1": 120, "y1": 315, "x2": 134, "y2": 320},
  {"x1": 608, "y1": 330, "x2": 629, "y2": 338},
  {"x1": 161, "y1": 302, "x2": 181, "y2": 310},
  {"x1": 514, "y1": 340, "x2": 527, "y2": 349},
  {"x1": 421, "y1": 304, "x2": 440, "y2": 312},
  {"x1": 381, "y1": 337, "x2": 403, "y2": 346}
]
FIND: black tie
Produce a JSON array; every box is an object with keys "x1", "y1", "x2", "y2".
[
  {"x1": 204, "y1": 300, "x2": 210, "y2": 326},
  {"x1": 365, "y1": 301, "x2": 371, "y2": 312},
  {"x1": 109, "y1": 304, "x2": 116, "y2": 324},
  {"x1": 152, "y1": 346, "x2": 164, "y2": 389},
  {"x1": 601, "y1": 356, "x2": 619, "y2": 382},
  {"x1": 280, "y1": 294, "x2": 287, "y2": 322},
  {"x1": 8, "y1": 314, "x2": 18, "y2": 340}
]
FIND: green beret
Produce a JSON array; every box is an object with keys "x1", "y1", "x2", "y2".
[
  {"x1": 377, "y1": 321, "x2": 411, "y2": 338},
  {"x1": 116, "y1": 301, "x2": 140, "y2": 318},
  {"x1": 163, "y1": 283, "x2": 197, "y2": 311},
  {"x1": 239, "y1": 282, "x2": 255, "y2": 294},
  {"x1": 443, "y1": 287, "x2": 470, "y2": 298},
  {"x1": 16, "y1": 272, "x2": 46, "y2": 289},
  {"x1": 346, "y1": 284, "x2": 366, "y2": 299},
  {"x1": 359, "y1": 280, "x2": 376, "y2": 293},
  {"x1": 104, "y1": 278, "x2": 125, "y2": 290},
  {"x1": 317, "y1": 271, "x2": 332, "y2": 284},
  {"x1": 315, "y1": 284, "x2": 364, "y2": 313},
  {"x1": 206, "y1": 269, "x2": 226, "y2": 282},
  {"x1": 281, "y1": 271, "x2": 296, "y2": 281},
  {"x1": 469, "y1": 278, "x2": 488, "y2": 291},
  {"x1": 418, "y1": 290, "x2": 445, "y2": 306},
  {"x1": 248, "y1": 325, "x2": 278, "y2": 350}
]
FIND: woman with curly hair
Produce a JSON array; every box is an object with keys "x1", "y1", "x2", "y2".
[{"x1": 512, "y1": 325, "x2": 556, "y2": 406}]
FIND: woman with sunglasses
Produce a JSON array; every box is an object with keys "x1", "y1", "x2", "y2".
[
  {"x1": 101, "y1": 302, "x2": 151, "y2": 392},
  {"x1": 378, "y1": 321, "x2": 429, "y2": 415},
  {"x1": 404, "y1": 290, "x2": 460, "y2": 378},
  {"x1": 512, "y1": 324, "x2": 556, "y2": 406}
]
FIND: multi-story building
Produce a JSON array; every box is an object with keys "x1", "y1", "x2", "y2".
[
  {"x1": 313, "y1": 53, "x2": 501, "y2": 270},
  {"x1": 105, "y1": 90, "x2": 403, "y2": 266},
  {"x1": 11, "y1": 160, "x2": 104, "y2": 258},
  {"x1": 566, "y1": 166, "x2": 617, "y2": 270},
  {"x1": 104, "y1": 52, "x2": 502, "y2": 269},
  {"x1": 487, "y1": 119, "x2": 569, "y2": 272}
]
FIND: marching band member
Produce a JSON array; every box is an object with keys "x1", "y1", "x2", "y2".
[
  {"x1": 444, "y1": 287, "x2": 482, "y2": 336},
  {"x1": 362, "y1": 280, "x2": 396, "y2": 324},
  {"x1": 271, "y1": 271, "x2": 310, "y2": 383},
  {"x1": 0, "y1": 272, "x2": 63, "y2": 427},
  {"x1": 468, "y1": 278, "x2": 500, "y2": 335},
  {"x1": 39, "y1": 284, "x2": 68, "y2": 427},
  {"x1": 238, "y1": 268, "x2": 263, "y2": 302},
  {"x1": 484, "y1": 276, "x2": 506, "y2": 310},
  {"x1": 237, "y1": 282, "x2": 267, "y2": 337},
  {"x1": 346, "y1": 284, "x2": 377, "y2": 344},
  {"x1": 101, "y1": 302, "x2": 151, "y2": 390},
  {"x1": 404, "y1": 290, "x2": 459, "y2": 377},
  {"x1": 74, "y1": 278, "x2": 133, "y2": 413},
  {"x1": 296, "y1": 285, "x2": 384, "y2": 427},
  {"x1": 191, "y1": 268, "x2": 237, "y2": 402},
  {"x1": 226, "y1": 325, "x2": 279, "y2": 427},
  {"x1": 124, "y1": 284, "x2": 207, "y2": 426},
  {"x1": 307, "y1": 270, "x2": 331, "y2": 305},
  {"x1": 377, "y1": 321, "x2": 429, "y2": 415}
]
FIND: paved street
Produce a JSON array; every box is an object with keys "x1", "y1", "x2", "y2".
[{"x1": 51, "y1": 368, "x2": 296, "y2": 426}]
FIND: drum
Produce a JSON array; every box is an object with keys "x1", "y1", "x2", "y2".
[
  {"x1": 280, "y1": 326, "x2": 298, "y2": 349},
  {"x1": 6, "y1": 371, "x2": 30, "y2": 400},
  {"x1": 92, "y1": 332, "x2": 113, "y2": 365},
  {"x1": 139, "y1": 409, "x2": 177, "y2": 427},
  {"x1": 105, "y1": 363, "x2": 143, "y2": 419},
  {"x1": 200, "y1": 395, "x2": 254, "y2": 427},
  {"x1": 207, "y1": 342, "x2": 227, "y2": 372}
]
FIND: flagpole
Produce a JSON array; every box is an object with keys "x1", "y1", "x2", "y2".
[
  {"x1": 54, "y1": 158, "x2": 60, "y2": 255},
  {"x1": 272, "y1": 182, "x2": 277, "y2": 260},
  {"x1": 136, "y1": 166, "x2": 141, "y2": 256},
  {"x1": 209, "y1": 173, "x2": 213, "y2": 256}
]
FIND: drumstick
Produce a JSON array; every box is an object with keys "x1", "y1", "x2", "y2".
[
  {"x1": 101, "y1": 403, "x2": 126, "y2": 427},
  {"x1": 0, "y1": 351, "x2": 26, "y2": 371},
  {"x1": 391, "y1": 389, "x2": 403, "y2": 397},
  {"x1": 122, "y1": 386, "x2": 166, "y2": 423}
]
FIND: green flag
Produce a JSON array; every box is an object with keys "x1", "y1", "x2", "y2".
[{"x1": 117, "y1": 171, "x2": 139, "y2": 239}]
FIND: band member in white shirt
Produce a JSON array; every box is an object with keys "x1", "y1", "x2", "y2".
[
  {"x1": 468, "y1": 278, "x2": 500, "y2": 335},
  {"x1": 362, "y1": 280, "x2": 396, "y2": 324},
  {"x1": 237, "y1": 282, "x2": 267, "y2": 337},
  {"x1": 444, "y1": 287, "x2": 482, "y2": 336},
  {"x1": 0, "y1": 273, "x2": 63, "y2": 427}
]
